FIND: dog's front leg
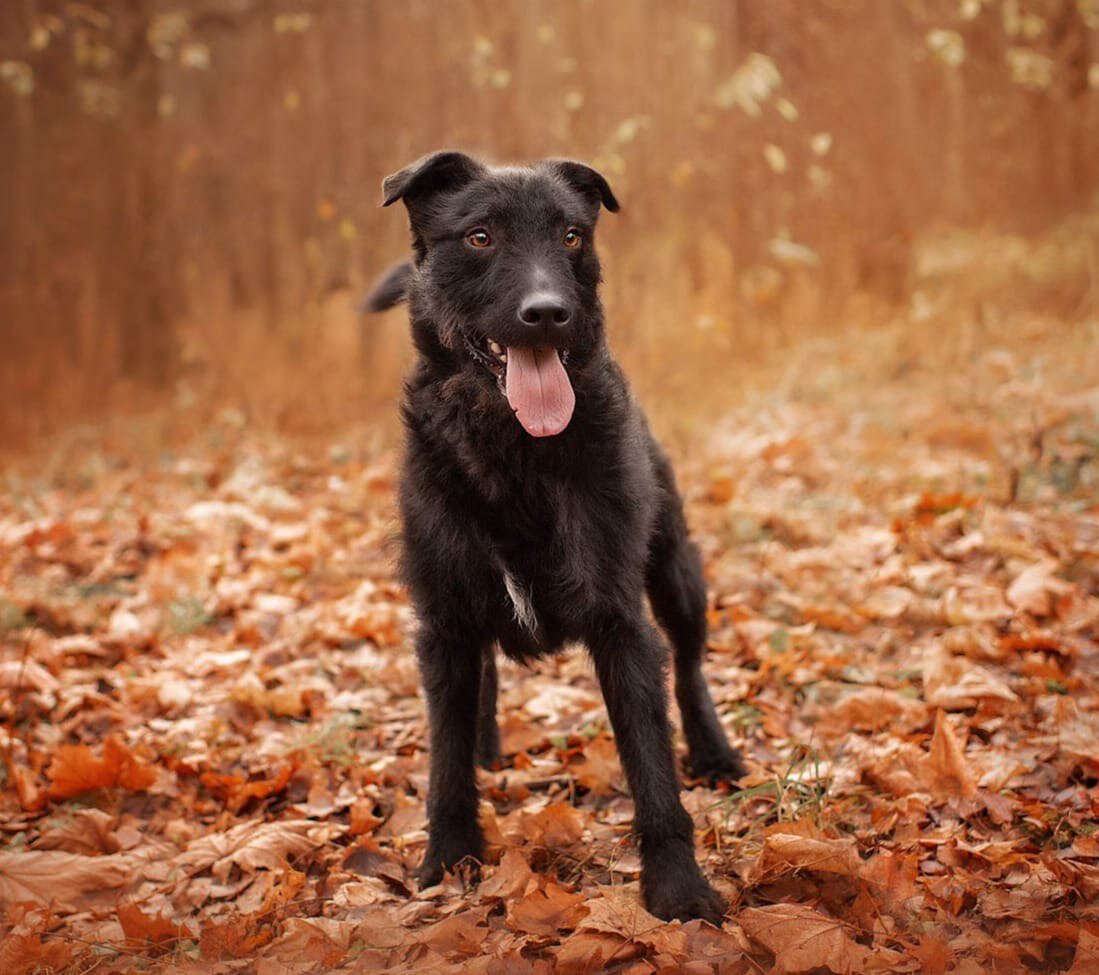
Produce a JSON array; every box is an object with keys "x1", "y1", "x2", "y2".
[
  {"x1": 416, "y1": 626, "x2": 485, "y2": 886},
  {"x1": 589, "y1": 618, "x2": 726, "y2": 925}
]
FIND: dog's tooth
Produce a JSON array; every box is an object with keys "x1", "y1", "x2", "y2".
[{"x1": 488, "y1": 340, "x2": 502, "y2": 355}]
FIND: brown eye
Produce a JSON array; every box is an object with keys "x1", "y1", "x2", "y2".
[
  {"x1": 466, "y1": 229, "x2": 492, "y2": 248},
  {"x1": 563, "y1": 229, "x2": 583, "y2": 249}
]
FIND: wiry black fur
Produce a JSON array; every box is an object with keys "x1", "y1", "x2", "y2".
[{"x1": 367, "y1": 151, "x2": 745, "y2": 924}]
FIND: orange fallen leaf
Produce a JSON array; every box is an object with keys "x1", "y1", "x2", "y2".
[
  {"x1": 507, "y1": 878, "x2": 587, "y2": 937},
  {"x1": 480, "y1": 847, "x2": 534, "y2": 901},
  {"x1": 1068, "y1": 929, "x2": 1099, "y2": 975},
  {"x1": 755, "y1": 833, "x2": 861, "y2": 880},
  {"x1": 417, "y1": 910, "x2": 490, "y2": 957},
  {"x1": 519, "y1": 802, "x2": 585, "y2": 847},
  {"x1": 200, "y1": 916, "x2": 275, "y2": 960},
  {"x1": 46, "y1": 736, "x2": 156, "y2": 800},
  {"x1": 918, "y1": 709, "x2": 977, "y2": 799},
  {"x1": 739, "y1": 903, "x2": 901, "y2": 974},
  {"x1": 555, "y1": 930, "x2": 638, "y2": 975},
  {"x1": 117, "y1": 903, "x2": 194, "y2": 946},
  {"x1": 0, "y1": 850, "x2": 134, "y2": 907}
]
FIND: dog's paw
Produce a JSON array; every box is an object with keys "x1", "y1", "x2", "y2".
[
  {"x1": 418, "y1": 834, "x2": 484, "y2": 889},
  {"x1": 685, "y1": 744, "x2": 747, "y2": 786},
  {"x1": 642, "y1": 867, "x2": 726, "y2": 925},
  {"x1": 476, "y1": 742, "x2": 502, "y2": 770}
]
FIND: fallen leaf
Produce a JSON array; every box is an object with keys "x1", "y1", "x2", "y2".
[
  {"x1": 918, "y1": 710, "x2": 977, "y2": 799},
  {"x1": 507, "y1": 879, "x2": 587, "y2": 937},
  {"x1": 755, "y1": 833, "x2": 861, "y2": 880},
  {"x1": 46, "y1": 736, "x2": 156, "y2": 800},
  {"x1": 0, "y1": 850, "x2": 133, "y2": 907}
]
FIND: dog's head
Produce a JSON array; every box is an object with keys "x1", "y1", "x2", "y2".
[{"x1": 377, "y1": 151, "x2": 619, "y2": 437}]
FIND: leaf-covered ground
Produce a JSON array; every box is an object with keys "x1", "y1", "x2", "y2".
[{"x1": 2, "y1": 325, "x2": 1098, "y2": 974}]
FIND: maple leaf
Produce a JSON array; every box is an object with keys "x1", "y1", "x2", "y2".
[
  {"x1": 923, "y1": 646, "x2": 1019, "y2": 710},
  {"x1": 0, "y1": 934, "x2": 73, "y2": 974},
  {"x1": 555, "y1": 930, "x2": 639, "y2": 975},
  {"x1": 174, "y1": 819, "x2": 338, "y2": 880},
  {"x1": 33, "y1": 807, "x2": 119, "y2": 855},
  {"x1": 199, "y1": 916, "x2": 275, "y2": 960},
  {"x1": 507, "y1": 879, "x2": 587, "y2": 937},
  {"x1": 859, "y1": 849, "x2": 922, "y2": 917},
  {"x1": 517, "y1": 802, "x2": 586, "y2": 847},
  {"x1": 45, "y1": 736, "x2": 156, "y2": 800},
  {"x1": 917, "y1": 709, "x2": 978, "y2": 799},
  {"x1": 480, "y1": 847, "x2": 534, "y2": 901},
  {"x1": 1068, "y1": 929, "x2": 1099, "y2": 975},
  {"x1": 200, "y1": 762, "x2": 296, "y2": 813},
  {"x1": 416, "y1": 910, "x2": 491, "y2": 958},
  {"x1": 568, "y1": 734, "x2": 625, "y2": 796},
  {"x1": 817, "y1": 686, "x2": 929, "y2": 734},
  {"x1": 4, "y1": 759, "x2": 46, "y2": 813},
  {"x1": 116, "y1": 903, "x2": 195, "y2": 946},
  {"x1": 739, "y1": 903, "x2": 902, "y2": 974},
  {"x1": 1006, "y1": 558, "x2": 1070, "y2": 616}
]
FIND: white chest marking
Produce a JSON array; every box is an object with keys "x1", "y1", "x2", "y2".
[{"x1": 503, "y1": 569, "x2": 538, "y2": 633}]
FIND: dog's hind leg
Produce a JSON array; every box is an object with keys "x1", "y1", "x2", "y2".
[
  {"x1": 416, "y1": 626, "x2": 487, "y2": 886},
  {"x1": 477, "y1": 645, "x2": 501, "y2": 769},
  {"x1": 646, "y1": 461, "x2": 746, "y2": 784}
]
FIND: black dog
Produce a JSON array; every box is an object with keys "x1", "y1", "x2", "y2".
[{"x1": 366, "y1": 151, "x2": 745, "y2": 923}]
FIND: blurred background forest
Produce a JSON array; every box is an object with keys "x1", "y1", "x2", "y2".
[{"x1": 2, "y1": 0, "x2": 1098, "y2": 446}]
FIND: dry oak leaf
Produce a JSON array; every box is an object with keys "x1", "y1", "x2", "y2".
[
  {"x1": 506, "y1": 878, "x2": 587, "y2": 937},
  {"x1": 755, "y1": 833, "x2": 861, "y2": 881},
  {"x1": 46, "y1": 736, "x2": 156, "y2": 800},
  {"x1": 0, "y1": 850, "x2": 133, "y2": 907},
  {"x1": 739, "y1": 903, "x2": 902, "y2": 974},
  {"x1": 173, "y1": 819, "x2": 338, "y2": 880}
]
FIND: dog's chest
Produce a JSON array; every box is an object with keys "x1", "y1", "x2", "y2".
[{"x1": 501, "y1": 565, "x2": 539, "y2": 633}]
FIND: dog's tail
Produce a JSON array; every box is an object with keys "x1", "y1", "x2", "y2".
[{"x1": 360, "y1": 260, "x2": 413, "y2": 313}]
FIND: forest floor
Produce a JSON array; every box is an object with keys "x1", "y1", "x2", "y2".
[{"x1": 2, "y1": 317, "x2": 1098, "y2": 974}]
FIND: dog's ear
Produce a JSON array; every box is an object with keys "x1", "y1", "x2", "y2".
[
  {"x1": 544, "y1": 160, "x2": 620, "y2": 213},
  {"x1": 381, "y1": 151, "x2": 484, "y2": 209}
]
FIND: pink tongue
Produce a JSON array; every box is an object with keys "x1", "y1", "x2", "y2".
[{"x1": 505, "y1": 345, "x2": 576, "y2": 437}]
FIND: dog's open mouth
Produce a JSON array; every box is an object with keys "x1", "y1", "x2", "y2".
[{"x1": 463, "y1": 331, "x2": 575, "y2": 438}]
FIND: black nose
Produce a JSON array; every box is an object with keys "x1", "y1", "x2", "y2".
[{"x1": 518, "y1": 295, "x2": 571, "y2": 329}]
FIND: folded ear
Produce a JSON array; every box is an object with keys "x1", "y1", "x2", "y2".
[
  {"x1": 543, "y1": 160, "x2": 620, "y2": 213},
  {"x1": 381, "y1": 151, "x2": 484, "y2": 208}
]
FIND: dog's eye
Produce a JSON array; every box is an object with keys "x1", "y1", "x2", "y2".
[
  {"x1": 466, "y1": 229, "x2": 492, "y2": 249},
  {"x1": 563, "y1": 229, "x2": 583, "y2": 249}
]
